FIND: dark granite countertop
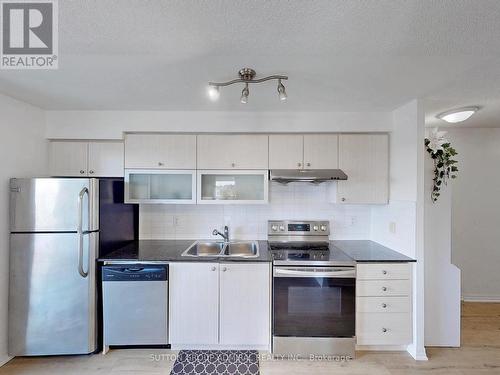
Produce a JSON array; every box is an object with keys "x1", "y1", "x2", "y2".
[
  {"x1": 99, "y1": 239, "x2": 414, "y2": 264},
  {"x1": 331, "y1": 240, "x2": 416, "y2": 263},
  {"x1": 98, "y1": 240, "x2": 271, "y2": 263}
]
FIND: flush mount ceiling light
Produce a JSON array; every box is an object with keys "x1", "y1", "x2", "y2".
[
  {"x1": 207, "y1": 68, "x2": 288, "y2": 104},
  {"x1": 436, "y1": 106, "x2": 480, "y2": 123}
]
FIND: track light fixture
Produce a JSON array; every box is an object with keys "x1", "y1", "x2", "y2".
[{"x1": 208, "y1": 68, "x2": 288, "y2": 104}]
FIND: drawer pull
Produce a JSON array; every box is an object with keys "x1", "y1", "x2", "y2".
[
  {"x1": 211, "y1": 267, "x2": 216, "y2": 271},
  {"x1": 382, "y1": 286, "x2": 387, "y2": 291},
  {"x1": 381, "y1": 303, "x2": 387, "y2": 308},
  {"x1": 382, "y1": 270, "x2": 387, "y2": 275},
  {"x1": 382, "y1": 328, "x2": 388, "y2": 333}
]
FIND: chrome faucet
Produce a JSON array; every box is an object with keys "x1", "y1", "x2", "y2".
[{"x1": 213, "y1": 226, "x2": 229, "y2": 243}]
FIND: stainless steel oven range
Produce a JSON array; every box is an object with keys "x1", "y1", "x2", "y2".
[{"x1": 268, "y1": 220, "x2": 356, "y2": 358}]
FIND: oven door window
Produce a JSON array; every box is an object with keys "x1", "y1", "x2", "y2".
[{"x1": 273, "y1": 276, "x2": 355, "y2": 337}]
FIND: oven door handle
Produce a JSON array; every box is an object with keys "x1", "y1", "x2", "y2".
[{"x1": 274, "y1": 268, "x2": 355, "y2": 278}]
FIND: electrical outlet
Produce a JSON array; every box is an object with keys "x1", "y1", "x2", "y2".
[{"x1": 389, "y1": 221, "x2": 396, "y2": 234}]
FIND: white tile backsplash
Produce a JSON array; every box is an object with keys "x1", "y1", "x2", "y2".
[{"x1": 139, "y1": 182, "x2": 373, "y2": 240}]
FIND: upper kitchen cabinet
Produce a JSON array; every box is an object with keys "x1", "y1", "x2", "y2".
[
  {"x1": 49, "y1": 141, "x2": 89, "y2": 177},
  {"x1": 303, "y1": 134, "x2": 339, "y2": 169},
  {"x1": 337, "y1": 134, "x2": 389, "y2": 204},
  {"x1": 124, "y1": 134, "x2": 196, "y2": 169},
  {"x1": 88, "y1": 141, "x2": 124, "y2": 177},
  {"x1": 269, "y1": 134, "x2": 339, "y2": 169},
  {"x1": 269, "y1": 135, "x2": 303, "y2": 169},
  {"x1": 197, "y1": 134, "x2": 268, "y2": 169},
  {"x1": 49, "y1": 140, "x2": 124, "y2": 177}
]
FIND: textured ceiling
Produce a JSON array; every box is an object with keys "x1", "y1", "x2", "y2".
[{"x1": 1, "y1": 0, "x2": 500, "y2": 123}]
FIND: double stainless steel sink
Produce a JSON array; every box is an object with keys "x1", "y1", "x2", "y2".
[{"x1": 182, "y1": 241, "x2": 259, "y2": 258}]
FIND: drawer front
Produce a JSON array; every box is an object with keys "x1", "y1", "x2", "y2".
[
  {"x1": 357, "y1": 263, "x2": 411, "y2": 280},
  {"x1": 356, "y1": 313, "x2": 412, "y2": 345},
  {"x1": 356, "y1": 296, "x2": 410, "y2": 313},
  {"x1": 357, "y1": 280, "x2": 411, "y2": 297}
]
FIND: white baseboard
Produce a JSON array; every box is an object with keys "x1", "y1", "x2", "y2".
[
  {"x1": 355, "y1": 345, "x2": 407, "y2": 351},
  {"x1": 462, "y1": 295, "x2": 500, "y2": 303},
  {"x1": 0, "y1": 355, "x2": 13, "y2": 368},
  {"x1": 406, "y1": 344, "x2": 428, "y2": 361}
]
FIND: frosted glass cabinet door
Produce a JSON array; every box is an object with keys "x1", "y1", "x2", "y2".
[
  {"x1": 197, "y1": 170, "x2": 269, "y2": 204},
  {"x1": 125, "y1": 169, "x2": 196, "y2": 204}
]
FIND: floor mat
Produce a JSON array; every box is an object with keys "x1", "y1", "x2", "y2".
[{"x1": 170, "y1": 350, "x2": 259, "y2": 375}]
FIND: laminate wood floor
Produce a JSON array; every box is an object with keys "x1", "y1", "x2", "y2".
[{"x1": 1, "y1": 302, "x2": 499, "y2": 374}]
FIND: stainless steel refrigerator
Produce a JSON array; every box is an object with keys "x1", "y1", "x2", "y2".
[{"x1": 9, "y1": 178, "x2": 100, "y2": 356}]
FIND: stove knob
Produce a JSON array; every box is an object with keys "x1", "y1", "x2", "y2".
[
  {"x1": 320, "y1": 225, "x2": 327, "y2": 231},
  {"x1": 271, "y1": 224, "x2": 278, "y2": 231},
  {"x1": 279, "y1": 225, "x2": 285, "y2": 231},
  {"x1": 313, "y1": 225, "x2": 319, "y2": 231}
]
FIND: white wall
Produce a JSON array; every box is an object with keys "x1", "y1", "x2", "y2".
[
  {"x1": 45, "y1": 110, "x2": 392, "y2": 139},
  {"x1": 371, "y1": 100, "x2": 426, "y2": 360},
  {"x1": 423, "y1": 153, "x2": 461, "y2": 347},
  {"x1": 0, "y1": 94, "x2": 48, "y2": 366},
  {"x1": 447, "y1": 128, "x2": 500, "y2": 301}
]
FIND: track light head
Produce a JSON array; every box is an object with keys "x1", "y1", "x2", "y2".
[
  {"x1": 207, "y1": 85, "x2": 220, "y2": 101},
  {"x1": 277, "y1": 79, "x2": 287, "y2": 101},
  {"x1": 240, "y1": 83, "x2": 249, "y2": 104}
]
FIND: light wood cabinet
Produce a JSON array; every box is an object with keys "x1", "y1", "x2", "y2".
[
  {"x1": 269, "y1": 134, "x2": 339, "y2": 169},
  {"x1": 49, "y1": 141, "x2": 89, "y2": 177},
  {"x1": 219, "y1": 263, "x2": 270, "y2": 347},
  {"x1": 269, "y1": 135, "x2": 303, "y2": 169},
  {"x1": 337, "y1": 134, "x2": 389, "y2": 204},
  {"x1": 356, "y1": 263, "x2": 412, "y2": 346},
  {"x1": 197, "y1": 135, "x2": 268, "y2": 169},
  {"x1": 125, "y1": 134, "x2": 196, "y2": 169},
  {"x1": 303, "y1": 134, "x2": 338, "y2": 169},
  {"x1": 169, "y1": 262, "x2": 220, "y2": 346},
  {"x1": 49, "y1": 140, "x2": 124, "y2": 177},
  {"x1": 169, "y1": 262, "x2": 271, "y2": 350},
  {"x1": 88, "y1": 141, "x2": 124, "y2": 177}
]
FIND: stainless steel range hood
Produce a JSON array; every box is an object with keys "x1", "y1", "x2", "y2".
[{"x1": 270, "y1": 169, "x2": 348, "y2": 184}]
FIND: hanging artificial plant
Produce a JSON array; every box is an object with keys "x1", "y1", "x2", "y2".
[{"x1": 425, "y1": 128, "x2": 458, "y2": 202}]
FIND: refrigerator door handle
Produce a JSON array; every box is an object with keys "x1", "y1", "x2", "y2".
[{"x1": 78, "y1": 187, "x2": 89, "y2": 278}]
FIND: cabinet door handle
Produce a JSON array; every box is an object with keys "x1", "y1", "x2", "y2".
[
  {"x1": 158, "y1": 162, "x2": 164, "y2": 166},
  {"x1": 382, "y1": 286, "x2": 387, "y2": 291},
  {"x1": 211, "y1": 266, "x2": 216, "y2": 271},
  {"x1": 341, "y1": 197, "x2": 346, "y2": 202},
  {"x1": 80, "y1": 170, "x2": 85, "y2": 174},
  {"x1": 381, "y1": 303, "x2": 387, "y2": 308},
  {"x1": 297, "y1": 162, "x2": 302, "y2": 167},
  {"x1": 222, "y1": 267, "x2": 227, "y2": 272},
  {"x1": 382, "y1": 270, "x2": 387, "y2": 275},
  {"x1": 89, "y1": 170, "x2": 94, "y2": 174},
  {"x1": 382, "y1": 328, "x2": 388, "y2": 333},
  {"x1": 231, "y1": 163, "x2": 235, "y2": 168},
  {"x1": 306, "y1": 162, "x2": 311, "y2": 167}
]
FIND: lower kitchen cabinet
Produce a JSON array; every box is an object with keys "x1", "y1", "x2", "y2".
[
  {"x1": 169, "y1": 262, "x2": 271, "y2": 350},
  {"x1": 355, "y1": 263, "x2": 413, "y2": 347},
  {"x1": 219, "y1": 263, "x2": 271, "y2": 347},
  {"x1": 169, "y1": 262, "x2": 220, "y2": 346}
]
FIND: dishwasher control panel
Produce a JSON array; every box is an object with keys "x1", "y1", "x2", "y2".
[{"x1": 102, "y1": 265, "x2": 168, "y2": 282}]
